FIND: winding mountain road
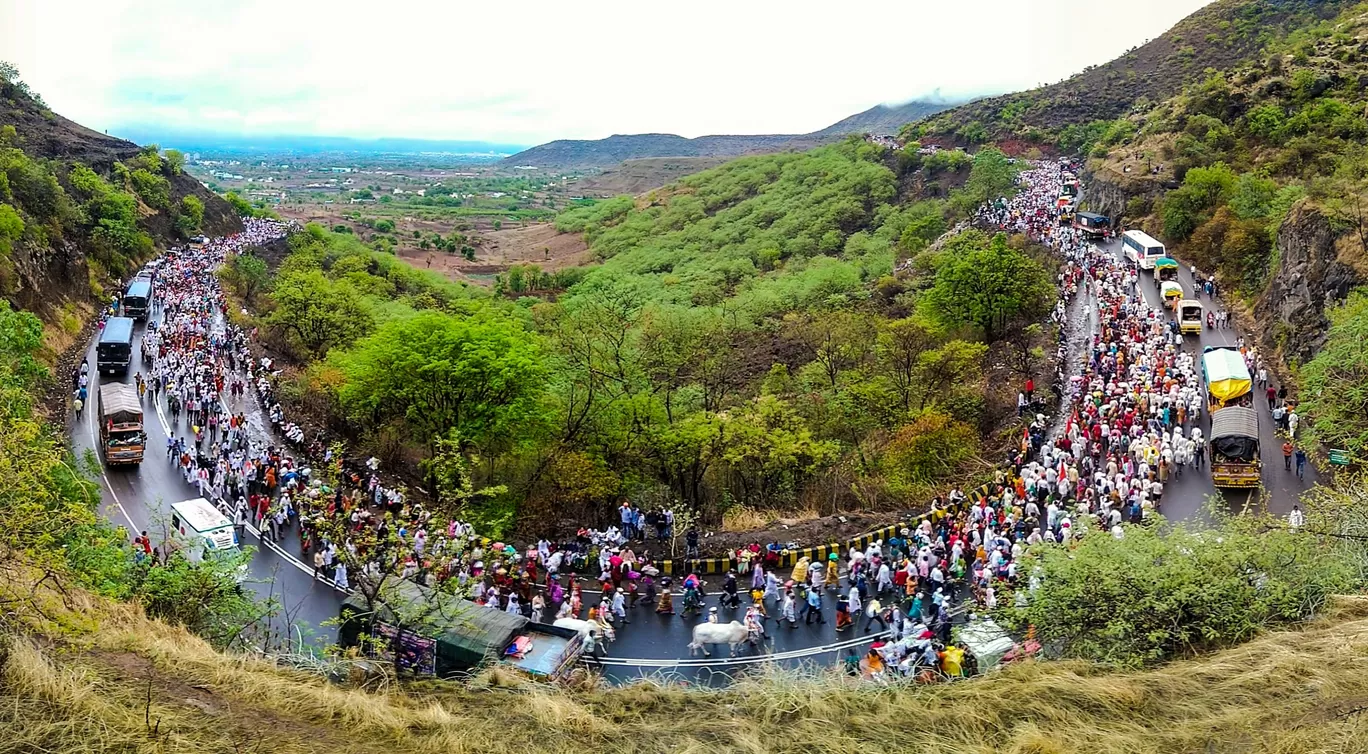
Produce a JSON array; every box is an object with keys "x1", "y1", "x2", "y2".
[{"x1": 70, "y1": 230, "x2": 1322, "y2": 683}]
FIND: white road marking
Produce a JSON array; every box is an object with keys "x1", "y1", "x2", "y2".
[
  {"x1": 589, "y1": 628, "x2": 893, "y2": 667},
  {"x1": 85, "y1": 368, "x2": 140, "y2": 531},
  {"x1": 100, "y1": 474, "x2": 138, "y2": 531}
]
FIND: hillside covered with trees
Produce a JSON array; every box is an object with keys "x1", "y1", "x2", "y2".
[
  {"x1": 232, "y1": 138, "x2": 1048, "y2": 536},
  {"x1": 0, "y1": 63, "x2": 238, "y2": 348},
  {"x1": 906, "y1": 0, "x2": 1350, "y2": 149}
]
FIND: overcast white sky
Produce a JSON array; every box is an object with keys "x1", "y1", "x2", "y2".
[{"x1": 1, "y1": 0, "x2": 1213, "y2": 146}]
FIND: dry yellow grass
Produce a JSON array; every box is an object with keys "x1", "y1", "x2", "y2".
[
  {"x1": 721, "y1": 505, "x2": 821, "y2": 532},
  {"x1": 4, "y1": 565, "x2": 1368, "y2": 754}
]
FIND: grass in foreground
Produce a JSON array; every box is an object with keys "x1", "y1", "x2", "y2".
[{"x1": 4, "y1": 569, "x2": 1368, "y2": 754}]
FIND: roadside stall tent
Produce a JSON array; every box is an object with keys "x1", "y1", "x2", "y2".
[
  {"x1": 1210, "y1": 405, "x2": 1260, "y2": 462},
  {"x1": 1202, "y1": 347, "x2": 1252, "y2": 405},
  {"x1": 340, "y1": 580, "x2": 529, "y2": 676}
]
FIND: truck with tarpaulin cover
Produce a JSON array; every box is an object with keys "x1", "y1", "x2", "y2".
[
  {"x1": 1209, "y1": 405, "x2": 1261, "y2": 487},
  {"x1": 1153, "y1": 256, "x2": 1180, "y2": 288},
  {"x1": 339, "y1": 580, "x2": 584, "y2": 679},
  {"x1": 1202, "y1": 346, "x2": 1252, "y2": 410},
  {"x1": 1202, "y1": 346, "x2": 1260, "y2": 487},
  {"x1": 98, "y1": 382, "x2": 144, "y2": 465}
]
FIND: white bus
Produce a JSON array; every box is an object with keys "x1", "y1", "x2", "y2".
[
  {"x1": 1122, "y1": 230, "x2": 1167, "y2": 270},
  {"x1": 169, "y1": 498, "x2": 239, "y2": 562}
]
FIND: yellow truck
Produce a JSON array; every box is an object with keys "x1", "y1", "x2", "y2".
[
  {"x1": 1202, "y1": 347, "x2": 1259, "y2": 488},
  {"x1": 1209, "y1": 405, "x2": 1261, "y2": 487},
  {"x1": 1203, "y1": 347, "x2": 1251, "y2": 408},
  {"x1": 1179, "y1": 300, "x2": 1203, "y2": 334}
]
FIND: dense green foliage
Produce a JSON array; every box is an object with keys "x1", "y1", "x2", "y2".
[
  {"x1": 332, "y1": 311, "x2": 548, "y2": 455},
  {"x1": 1004, "y1": 507, "x2": 1357, "y2": 667},
  {"x1": 248, "y1": 136, "x2": 1056, "y2": 533},
  {"x1": 0, "y1": 298, "x2": 261, "y2": 647},
  {"x1": 1088, "y1": 4, "x2": 1368, "y2": 298},
  {"x1": 558, "y1": 140, "x2": 902, "y2": 314},
  {"x1": 1301, "y1": 291, "x2": 1368, "y2": 456},
  {"x1": 922, "y1": 232, "x2": 1052, "y2": 341}
]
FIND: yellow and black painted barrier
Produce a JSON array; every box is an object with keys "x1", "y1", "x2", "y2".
[{"x1": 652, "y1": 480, "x2": 1000, "y2": 577}]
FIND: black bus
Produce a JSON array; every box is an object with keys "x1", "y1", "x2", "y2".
[
  {"x1": 97, "y1": 317, "x2": 135, "y2": 375},
  {"x1": 123, "y1": 280, "x2": 153, "y2": 320}
]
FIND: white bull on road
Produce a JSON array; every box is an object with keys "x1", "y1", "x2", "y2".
[
  {"x1": 553, "y1": 617, "x2": 615, "y2": 645},
  {"x1": 688, "y1": 620, "x2": 750, "y2": 657}
]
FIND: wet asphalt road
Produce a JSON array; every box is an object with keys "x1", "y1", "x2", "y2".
[
  {"x1": 1090, "y1": 237, "x2": 1322, "y2": 521},
  {"x1": 70, "y1": 235, "x2": 1324, "y2": 677},
  {"x1": 72, "y1": 307, "x2": 345, "y2": 651}
]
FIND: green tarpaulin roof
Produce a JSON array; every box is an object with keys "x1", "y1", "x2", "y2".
[{"x1": 342, "y1": 580, "x2": 528, "y2": 669}]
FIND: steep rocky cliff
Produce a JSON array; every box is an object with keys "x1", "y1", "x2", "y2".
[
  {"x1": 1080, "y1": 160, "x2": 1172, "y2": 228},
  {"x1": 1258, "y1": 202, "x2": 1362, "y2": 362}
]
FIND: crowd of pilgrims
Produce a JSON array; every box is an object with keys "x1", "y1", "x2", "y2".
[{"x1": 115, "y1": 164, "x2": 1261, "y2": 679}]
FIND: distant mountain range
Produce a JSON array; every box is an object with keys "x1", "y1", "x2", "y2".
[
  {"x1": 503, "y1": 98, "x2": 962, "y2": 169},
  {"x1": 108, "y1": 127, "x2": 525, "y2": 157},
  {"x1": 806, "y1": 100, "x2": 960, "y2": 138}
]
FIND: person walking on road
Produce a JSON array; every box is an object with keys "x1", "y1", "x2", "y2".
[
  {"x1": 1289, "y1": 504, "x2": 1305, "y2": 530},
  {"x1": 780, "y1": 590, "x2": 798, "y2": 629},
  {"x1": 1283, "y1": 440, "x2": 1294, "y2": 472},
  {"x1": 802, "y1": 584, "x2": 824, "y2": 625},
  {"x1": 864, "y1": 598, "x2": 889, "y2": 632},
  {"x1": 1295, "y1": 448, "x2": 1308, "y2": 481}
]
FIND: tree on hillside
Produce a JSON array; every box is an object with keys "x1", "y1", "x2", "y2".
[
  {"x1": 333, "y1": 311, "x2": 549, "y2": 457},
  {"x1": 714, "y1": 394, "x2": 839, "y2": 507},
  {"x1": 174, "y1": 195, "x2": 204, "y2": 238},
  {"x1": 266, "y1": 270, "x2": 373, "y2": 359},
  {"x1": 223, "y1": 253, "x2": 270, "y2": 305},
  {"x1": 880, "y1": 409, "x2": 980, "y2": 489},
  {"x1": 163, "y1": 149, "x2": 185, "y2": 176},
  {"x1": 922, "y1": 233, "x2": 1053, "y2": 342},
  {"x1": 1187, "y1": 206, "x2": 1272, "y2": 294},
  {"x1": 789, "y1": 309, "x2": 876, "y2": 390},
  {"x1": 915, "y1": 339, "x2": 988, "y2": 411},
  {"x1": 0, "y1": 203, "x2": 23, "y2": 260},
  {"x1": 876, "y1": 316, "x2": 942, "y2": 412},
  {"x1": 952, "y1": 147, "x2": 1020, "y2": 213}
]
